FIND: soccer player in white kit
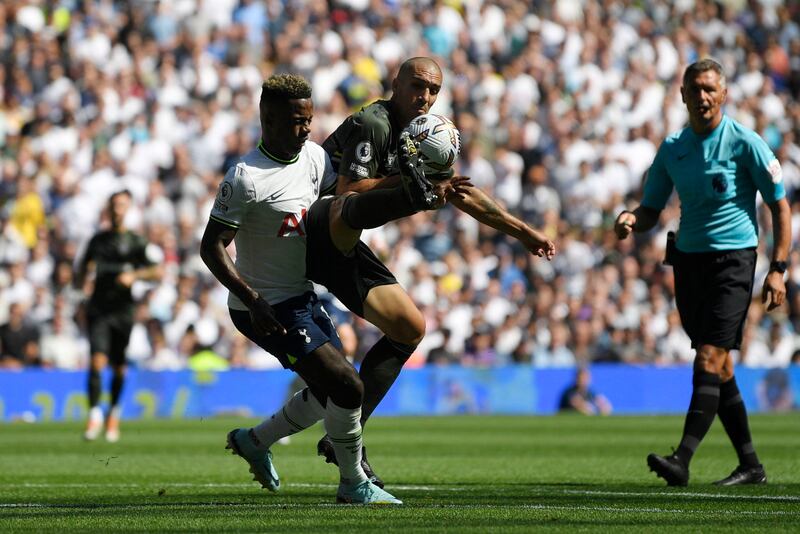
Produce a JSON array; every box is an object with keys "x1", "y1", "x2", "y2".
[{"x1": 200, "y1": 74, "x2": 401, "y2": 504}]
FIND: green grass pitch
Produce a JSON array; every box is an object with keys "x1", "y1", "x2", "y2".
[{"x1": 1, "y1": 414, "x2": 799, "y2": 532}]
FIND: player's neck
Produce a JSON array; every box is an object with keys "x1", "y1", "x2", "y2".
[
  {"x1": 690, "y1": 113, "x2": 724, "y2": 136},
  {"x1": 259, "y1": 138, "x2": 299, "y2": 164}
]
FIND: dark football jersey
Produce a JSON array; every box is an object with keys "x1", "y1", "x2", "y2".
[
  {"x1": 321, "y1": 99, "x2": 402, "y2": 181},
  {"x1": 84, "y1": 230, "x2": 154, "y2": 313}
]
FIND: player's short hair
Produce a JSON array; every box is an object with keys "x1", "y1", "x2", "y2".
[
  {"x1": 683, "y1": 59, "x2": 726, "y2": 88},
  {"x1": 259, "y1": 74, "x2": 312, "y2": 111},
  {"x1": 108, "y1": 189, "x2": 132, "y2": 203}
]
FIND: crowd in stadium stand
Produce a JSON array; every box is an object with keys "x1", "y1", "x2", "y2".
[{"x1": 1, "y1": 0, "x2": 800, "y2": 371}]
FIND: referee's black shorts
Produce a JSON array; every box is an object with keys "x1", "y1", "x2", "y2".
[
  {"x1": 305, "y1": 196, "x2": 397, "y2": 317},
  {"x1": 673, "y1": 247, "x2": 757, "y2": 350}
]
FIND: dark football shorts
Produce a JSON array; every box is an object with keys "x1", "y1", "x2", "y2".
[
  {"x1": 88, "y1": 311, "x2": 134, "y2": 364},
  {"x1": 305, "y1": 196, "x2": 398, "y2": 317},
  {"x1": 673, "y1": 247, "x2": 757, "y2": 350},
  {"x1": 229, "y1": 291, "x2": 342, "y2": 370}
]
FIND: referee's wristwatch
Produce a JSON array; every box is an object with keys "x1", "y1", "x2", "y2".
[{"x1": 769, "y1": 260, "x2": 788, "y2": 274}]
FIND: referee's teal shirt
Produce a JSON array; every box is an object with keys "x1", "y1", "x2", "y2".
[{"x1": 642, "y1": 115, "x2": 785, "y2": 253}]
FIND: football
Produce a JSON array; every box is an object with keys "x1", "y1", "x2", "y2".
[{"x1": 403, "y1": 113, "x2": 462, "y2": 174}]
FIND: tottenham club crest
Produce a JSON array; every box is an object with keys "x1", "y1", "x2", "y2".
[{"x1": 355, "y1": 141, "x2": 373, "y2": 163}]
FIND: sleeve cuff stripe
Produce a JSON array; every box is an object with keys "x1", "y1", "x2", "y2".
[{"x1": 210, "y1": 215, "x2": 239, "y2": 228}]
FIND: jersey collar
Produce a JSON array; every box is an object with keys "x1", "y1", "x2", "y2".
[{"x1": 258, "y1": 140, "x2": 300, "y2": 164}]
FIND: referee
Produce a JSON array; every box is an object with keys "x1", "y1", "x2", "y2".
[{"x1": 615, "y1": 59, "x2": 791, "y2": 486}]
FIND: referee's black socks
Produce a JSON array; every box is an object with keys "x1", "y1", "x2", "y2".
[
  {"x1": 676, "y1": 370, "x2": 721, "y2": 466},
  {"x1": 718, "y1": 377, "x2": 761, "y2": 467},
  {"x1": 340, "y1": 188, "x2": 419, "y2": 230}
]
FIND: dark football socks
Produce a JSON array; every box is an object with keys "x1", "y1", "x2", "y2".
[
  {"x1": 110, "y1": 372, "x2": 124, "y2": 407},
  {"x1": 717, "y1": 377, "x2": 760, "y2": 467},
  {"x1": 675, "y1": 370, "x2": 721, "y2": 466},
  {"x1": 358, "y1": 336, "x2": 416, "y2": 425},
  {"x1": 88, "y1": 369, "x2": 101, "y2": 407},
  {"x1": 339, "y1": 188, "x2": 419, "y2": 230}
]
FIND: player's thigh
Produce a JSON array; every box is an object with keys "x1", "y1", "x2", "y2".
[
  {"x1": 88, "y1": 313, "x2": 114, "y2": 359},
  {"x1": 229, "y1": 292, "x2": 344, "y2": 370},
  {"x1": 697, "y1": 249, "x2": 756, "y2": 350},
  {"x1": 363, "y1": 283, "x2": 425, "y2": 345},
  {"x1": 108, "y1": 314, "x2": 134, "y2": 365},
  {"x1": 673, "y1": 252, "x2": 703, "y2": 346},
  {"x1": 327, "y1": 193, "x2": 361, "y2": 252}
]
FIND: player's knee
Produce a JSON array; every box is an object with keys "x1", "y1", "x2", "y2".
[
  {"x1": 694, "y1": 345, "x2": 726, "y2": 376},
  {"x1": 388, "y1": 311, "x2": 426, "y2": 346},
  {"x1": 90, "y1": 353, "x2": 107, "y2": 371},
  {"x1": 333, "y1": 365, "x2": 364, "y2": 407}
]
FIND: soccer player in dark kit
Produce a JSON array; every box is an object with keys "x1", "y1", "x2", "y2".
[{"x1": 75, "y1": 190, "x2": 163, "y2": 442}]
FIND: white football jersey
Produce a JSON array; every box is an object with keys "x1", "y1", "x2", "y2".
[{"x1": 209, "y1": 141, "x2": 337, "y2": 309}]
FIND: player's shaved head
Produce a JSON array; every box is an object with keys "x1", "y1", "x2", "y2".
[{"x1": 397, "y1": 57, "x2": 441, "y2": 81}]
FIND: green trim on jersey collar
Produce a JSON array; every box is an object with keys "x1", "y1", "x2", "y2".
[{"x1": 258, "y1": 140, "x2": 300, "y2": 164}]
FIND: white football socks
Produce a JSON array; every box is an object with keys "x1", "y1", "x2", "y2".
[
  {"x1": 252, "y1": 388, "x2": 325, "y2": 449},
  {"x1": 324, "y1": 400, "x2": 368, "y2": 485}
]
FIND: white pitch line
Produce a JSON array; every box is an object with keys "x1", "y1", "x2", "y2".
[
  {"x1": 4, "y1": 483, "x2": 798, "y2": 501},
  {"x1": 0, "y1": 502, "x2": 796, "y2": 516},
  {"x1": 560, "y1": 489, "x2": 800, "y2": 502}
]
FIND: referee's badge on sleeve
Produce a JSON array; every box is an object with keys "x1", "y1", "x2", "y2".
[{"x1": 768, "y1": 159, "x2": 782, "y2": 184}]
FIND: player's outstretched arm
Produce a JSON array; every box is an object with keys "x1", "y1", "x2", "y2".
[
  {"x1": 448, "y1": 184, "x2": 555, "y2": 259},
  {"x1": 762, "y1": 197, "x2": 791, "y2": 312},
  {"x1": 613, "y1": 206, "x2": 661, "y2": 239},
  {"x1": 200, "y1": 219, "x2": 286, "y2": 336}
]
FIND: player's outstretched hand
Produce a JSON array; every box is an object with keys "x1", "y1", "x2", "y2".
[
  {"x1": 614, "y1": 210, "x2": 636, "y2": 239},
  {"x1": 430, "y1": 175, "x2": 473, "y2": 207},
  {"x1": 249, "y1": 296, "x2": 286, "y2": 336},
  {"x1": 762, "y1": 272, "x2": 787, "y2": 312},
  {"x1": 523, "y1": 228, "x2": 556, "y2": 260}
]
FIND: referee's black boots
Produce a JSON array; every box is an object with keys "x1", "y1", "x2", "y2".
[
  {"x1": 713, "y1": 464, "x2": 767, "y2": 486},
  {"x1": 647, "y1": 452, "x2": 689, "y2": 486}
]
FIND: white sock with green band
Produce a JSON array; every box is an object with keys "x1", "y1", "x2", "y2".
[
  {"x1": 324, "y1": 400, "x2": 368, "y2": 485},
  {"x1": 252, "y1": 388, "x2": 325, "y2": 449}
]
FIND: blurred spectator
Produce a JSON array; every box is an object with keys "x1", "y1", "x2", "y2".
[
  {"x1": 0, "y1": 301, "x2": 40, "y2": 368},
  {"x1": 558, "y1": 367, "x2": 612, "y2": 415}
]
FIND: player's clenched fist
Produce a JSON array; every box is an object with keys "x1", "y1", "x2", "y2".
[{"x1": 614, "y1": 210, "x2": 637, "y2": 240}]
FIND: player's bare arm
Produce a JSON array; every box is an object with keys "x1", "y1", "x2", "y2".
[
  {"x1": 762, "y1": 197, "x2": 791, "y2": 311},
  {"x1": 200, "y1": 218, "x2": 286, "y2": 336},
  {"x1": 448, "y1": 184, "x2": 555, "y2": 259},
  {"x1": 614, "y1": 206, "x2": 661, "y2": 239},
  {"x1": 116, "y1": 264, "x2": 164, "y2": 288}
]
